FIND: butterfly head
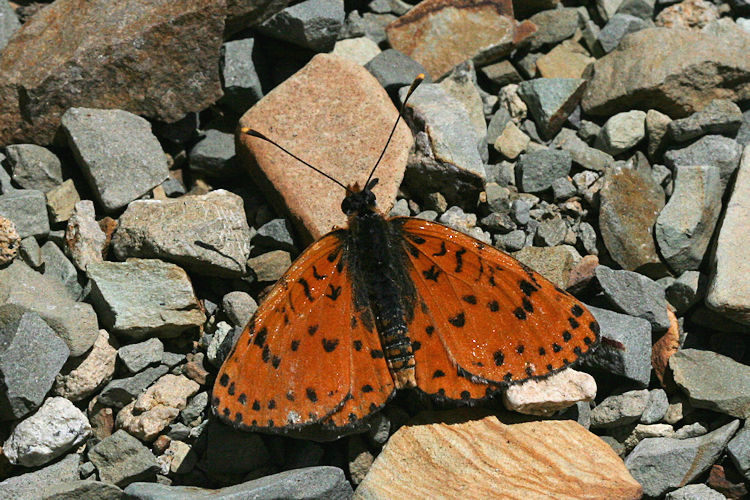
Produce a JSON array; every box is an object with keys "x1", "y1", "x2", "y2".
[{"x1": 341, "y1": 178, "x2": 378, "y2": 216}]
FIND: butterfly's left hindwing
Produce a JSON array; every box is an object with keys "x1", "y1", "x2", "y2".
[{"x1": 212, "y1": 232, "x2": 395, "y2": 431}]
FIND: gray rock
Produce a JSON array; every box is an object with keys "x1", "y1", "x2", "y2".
[
  {"x1": 19, "y1": 235, "x2": 42, "y2": 269},
  {"x1": 737, "y1": 108, "x2": 750, "y2": 147},
  {"x1": 0, "y1": 189, "x2": 50, "y2": 238},
  {"x1": 368, "y1": 0, "x2": 410, "y2": 15},
  {"x1": 340, "y1": 10, "x2": 395, "y2": 45},
  {"x1": 439, "y1": 62, "x2": 487, "y2": 162},
  {"x1": 160, "y1": 176, "x2": 186, "y2": 198},
  {"x1": 0, "y1": 453, "x2": 80, "y2": 500},
  {"x1": 221, "y1": 38, "x2": 263, "y2": 114},
  {"x1": 222, "y1": 291, "x2": 258, "y2": 328},
  {"x1": 664, "y1": 135, "x2": 742, "y2": 191},
  {"x1": 3, "y1": 397, "x2": 91, "y2": 467},
  {"x1": 590, "y1": 389, "x2": 650, "y2": 428},
  {"x1": 188, "y1": 129, "x2": 239, "y2": 178},
  {"x1": 666, "y1": 271, "x2": 706, "y2": 316},
  {"x1": 203, "y1": 420, "x2": 271, "y2": 477},
  {"x1": 112, "y1": 190, "x2": 251, "y2": 278},
  {"x1": 161, "y1": 351, "x2": 186, "y2": 368},
  {"x1": 641, "y1": 389, "x2": 669, "y2": 424},
  {"x1": 65, "y1": 200, "x2": 106, "y2": 273},
  {"x1": 365, "y1": 49, "x2": 431, "y2": 97},
  {"x1": 0, "y1": 312, "x2": 69, "y2": 420},
  {"x1": 727, "y1": 422, "x2": 750, "y2": 481},
  {"x1": 4, "y1": 144, "x2": 63, "y2": 192},
  {"x1": 646, "y1": 109, "x2": 672, "y2": 159},
  {"x1": 0, "y1": 153, "x2": 12, "y2": 193},
  {"x1": 0, "y1": 1, "x2": 20, "y2": 52},
  {"x1": 124, "y1": 466, "x2": 353, "y2": 500},
  {"x1": 596, "y1": 0, "x2": 624, "y2": 22},
  {"x1": 98, "y1": 365, "x2": 169, "y2": 409},
  {"x1": 668, "y1": 99, "x2": 743, "y2": 142},
  {"x1": 594, "y1": 110, "x2": 647, "y2": 155},
  {"x1": 87, "y1": 259, "x2": 205, "y2": 340},
  {"x1": 38, "y1": 480, "x2": 125, "y2": 499},
  {"x1": 517, "y1": 78, "x2": 587, "y2": 140},
  {"x1": 551, "y1": 128, "x2": 615, "y2": 172},
  {"x1": 578, "y1": 120, "x2": 600, "y2": 143},
  {"x1": 494, "y1": 229, "x2": 526, "y2": 252},
  {"x1": 595, "y1": 266, "x2": 670, "y2": 331},
  {"x1": 479, "y1": 61, "x2": 521, "y2": 90},
  {"x1": 45, "y1": 179, "x2": 81, "y2": 224},
  {"x1": 180, "y1": 391, "x2": 208, "y2": 425},
  {"x1": 655, "y1": 165, "x2": 722, "y2": 274},
  {"x1": 616, "y1": 0, "x2": 655, "y2": 20},
  {"x1": 118, "y1": 338, "x2": 164, "y2": 374},
  {"x1": 597, "y1": 14, "x2": 649, "y2": 54},
  {"x1": 625, "y1": 420, "x2": 740, "y2": 497},
  {"x1": 578, "y1": 222, "x2": 599, "y2": 256},
  {"x1": 258, "y1": 0, "x2": 345, "y2": 52},
  {"x1": 670, "y1": 348, "x2": 750, "y2": 419},
  {"x1": 526, "y1": 8, "x2": 581, "y2": 51},
  {"x1": 252, "y1": 218, "x2": 297, "y2": 252},
  {"x1": 581, "y1": 306, "x2": 651, "y2": 387},
  {"x1": 665, "y1": 484, "x2": 726, "y2": 500},
  {"x1": 61, "y1": 108, "x2": 169, "y2": 212},
  {"x1": 479, "y1": 212, "x2": 516, "y2": 234},
  {"x1": 88, "y1": 429, "x2": 158, "y2": 487},
  {"x1": 551, "y1": 177, "x2": 577, "y2": 202},
  {"x1": 705, "y1": 147, "x2": 750, "y2": 325},
  {"x1": 41, "y1": 241, "x2": 82, "y2": 300},
  {"x1": 486, "y1": 107, "x2": 512, "y2": 146},
  {"x1": 516, "y1": 149, "x2": 572, "y2": 194},
  {"x1": 0, "y1": 260, "x2": 98, "y2": 356},
  {"x1": 535, "y1": 215, "x2": 567, "y2": 247},
  {"x1": 388, "y1": 198, "x2": 409, "y2": 217},
  {"x1": 247, "y1": 250, "x2": 292, "y2": 283}
]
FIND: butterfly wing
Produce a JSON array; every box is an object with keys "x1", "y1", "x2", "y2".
[
  {"x1": 394, "y1": 217, "x2": 599, "y2": 400},
  {"x1": 212, "y1": 231, "x2": 395, "y2": 430}
]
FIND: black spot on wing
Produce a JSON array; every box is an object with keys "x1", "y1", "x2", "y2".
[
  {"x1": 322, "y1": 338, "x2": 339, "y2": 352},
  {"x1": 494, "y1": 350, "x2": 504, "y2": 366},
  {"x1": 425, "y1": 325, "x2": 434, "y2": 336},
  {"x1": 306, "y1": 388, "x2": 318, "y2": 402},
  {"x1": 454, "y1": 248, "x2": 466, "y2": 273},
  {"x1": 432, "y1": 241, "x2": 447, "y2": 256},
  {"x1": 219, "y1": 374, "x2": 229, "y2": 387},
  {"x1": 488, "y1": 300, "x2": 499, "y2": 312},
  {"x1": 370, "y1": 349, "x2": 384, "y2": 359},
  {"x1": 252, "y1": 400, "x2": 260, "y2": 410},
  {"x1": 228, "y1": 382, "x2": 235, "y2": 395},
  {"x1": 362, "y1": 384, "x2": 373, "y2": 393},
  {"x1": 563, "y1": 330, "x2": 572, "y2": 342},
  {"x1": 238, "y1": 393, "x2": 247, "y2": 405},
  {"x1": 423, "y1": 265, "x2": 441, "y2": 282},
  {"x1": 291, "y1": 340, "x2": 300, "y2": 351},
  {"x1": 519, "y1": 279, "x2": 537, "y2": 296},
  {"x1": 462, "y1": 294, "x2": 477, "y2": 304},
  {"x1": 353, "y1": 340, "x2": 362, "y2": 351},
  {"x1": 298, "y1": 278, "x2": 313, "y2": 302},
  {"x1": 253, "y1": 327, "x2": 268, "y2": 347},
  {"x1": 571, "y1": 304, "x2": 584, "y2": 317},
  {"x1": 308, "y1": 325, "x2": 318, "y2": 336},
  {"x1": 312, "y1": 265, "x2": 326, "y2": 280},
  {"x1": 568, "y1": 317, "x2": 580, "y2": 329},
  {"x1": 433, "y1": 369, "x2": 445, "y2": 378},
  {"x1": 448, "y1": 312, "x2": 465, "y2": 327},
  {"x1": 325, "y1": 284, "x2": 342, "y2": 301},
  {"x1": 514, "y1": 307, "x2": 526, "y2": 320}
]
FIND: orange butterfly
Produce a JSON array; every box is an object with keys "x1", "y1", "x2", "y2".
[{"x1": 212, "y1": 75, "x2": 599, "y2": 432}]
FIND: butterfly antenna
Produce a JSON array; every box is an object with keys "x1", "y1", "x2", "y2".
[
  {"x1": 364, "y1": 73, "x2": 425, "y2": 188},
  {"x1": 240, "y1": 128, "x2": 352, "y2": 193}
]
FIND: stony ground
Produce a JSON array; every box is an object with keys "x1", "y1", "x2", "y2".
[{"x1": 1, "y1": 0, "x2": 750, "y2": 498}]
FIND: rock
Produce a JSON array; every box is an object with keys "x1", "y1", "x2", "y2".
[
  {"x1": 3, "y1": 397, "x2": 91, "y2": 467},
  {"x1": 439, "y1": 206, "x2": 490, "y2": 243},
  {"x1": 494, "y1": 230, "x2": 526, "y2": 252},
  {"x1": 0, "y1": 0, "x2": 224, "y2": 145},
  {"x1": 88, "y1": 429, "x2": 158, "y2": 487},
  {"x1": 651, "y1": 310, "x2": 681, "y2": 386},
  {"x1": 535, "y1": 40, "x2": 595, "y2": 79},
  {"x1": 61, "y1": 108, "x2": 169, "y2": 212},
  {"x1": 502, "y1": 369, "x2": 596, "y2": 416},
  {"x1": 551, "y1": 177, "x2": 576, "y2": 202},
  {"x1": 180, "y1": 391, "x2": 208, "y2": 426},
  {"x1": 0, "y1": 312, "x2": 69, "y2": 420},
  {"x1": 163, "y1": 440, "x2": 198, "y2": 474},
  {"x1": 203, "y1": 420, "x2": 271, "y2": 478},
  {"x1": 665, "y1": 484, "x2": 726, "y2": 500},
  {"x1": 668, "y1": 99, "x2": 743, "y2": 142},
  {"x1": 257, "y1": 0, "x2": 344, "y2": 52},
  {"x1": 188, "y1": 129, "x2": 239, "y2": 178},
  {"x1": 119, "y1": 338, "x2": 164, "y2": 374},
  {"x1": 348, "y1": 435, "x2": 374, "y2": 485},
  {"x1": 0, "y1": 1, "x2": 20, "y2": 51},
  {"x1": 534, "y1": 215, "x2": 567, "y2": 247},
  {"x1": 221, "y1": 38, "x2": 263, "y2": 114},
  {"x1": 184, "y1": 351, "x2": 211, "y2": 384},
  {"x1": 332, "y1": 37, "x2": 381, "y2": 66},
  {"x1": 594, "y1": 110, "x2": 647, "y2": 155},
  {"x1": 87, "y1": 259, "x2": 205, "y2": 340},
  {"x1": 479, "y1": 60, "x2": 521, "y2": 89},
  {"x1": 590, "y1": 389, "x2": 649, "y2": 428},
  {"x1": 45, "y1": 179, "x2": 81, "y2": 224},
  {"x1": 439, "y1": 62, "x2": 487, "y2": 161},
  {"x1": 64, "y1": 200, "x2": 106, "y2": 272},
  {"x1": 641, "y1": 389, "x2": 669, "y2": 424},
  {"x1": 112, "y1": 190, "x2": 251, "y2": 277},
  {"x1": 253, "y1": 218, "x2": 296, "y2": 252},
  {"x1": 0, "y1": 215, "x2": 19, "y2": 265},
  {"x1": 598, "y1": 161, "x2": 667, "y2": 277},
  {"x1": 517, "y1": 78, "x2": 587, "y2": 140},
  {"x1": 493, "y1": 122, "x2": 529, "y2": 160},
  {"x1": 581, "y1": 306, "x2": 651, "y2": 387},
  {"x1": 55, "y1": 329, "x2": 117, "y2": 402},
  {"x1": 37, "y1": 480, "x2": 125, "y2": 499},
  {"x1": 97, "y1": 365, "x2": 169, "y2": 409},
  {"x1": 516, "y1": 149, "x2": 572, "y2": 193},
  {"x1": 665, "y1": 271, "x2": 705, "y2": 315},
  {"x1": 222, "y1": 291, "x2": 258, "y2": 328},
  {"x1": 365, "y1": 48, "x2": 431, "y2": 98},
  {"x1": 356, "y1": 414, "x2": 642, "y2": 498},
  {"x1": 583, "y1": 28, "x2": 750, "y2": 118},
  {"x1": 116, "y1": 374, "x2": 200, "y2": 441},
  {"x1": 4, "y1": 144, "x2": 62, "y2": 192},
  {"x1": 124, "y1": 466, "x2": 353, "y2": 499},
  {"x1": 512, "y1": 245, "x2": 581, "y2": 290},
  {"x1": 0, "y1": 260, "x2": 99, "y2": 356},
  {"x1": 340, "y1": 11, "x2": 396, "y2": 45},
  {"x1": 646, "y1": 109, "x2": 672, "y2": 159},
  {"x1": 551, "y1": 128, "x2": 615, "y2": 172},
  {"x1": 248, "y1": 250, "x2": 292, "y2": 283},
  {"x1": 670, "y1": 349, "x2": 750, "y2": 419},
  {"x1": 655, "y1": 165, "x2": 722, "y2": 274},
  {"x1": 664, "y1": 135, "x2": 742, "y2": 191},
  {"x1": 239, "y1": 54, "x2": 411, "y2": 242},
  {"x1": 0, "y1": 189, "x2": 50, "y2": 239},
  {"x1": 0, "y1": 453, "x2": 80, "y2": 499},
  {"x1": 595, "y1": 266, "x2": 670, "y2": 332},
  {"x1": 625, "y1": 420, "x2": 739, "y2": 497},
  {"x1": 597, "y1": 14, "x2": 649, "y2": 54},
  {"x1": 655, "y1": 0, "x2": 719, "y2": 29},
  {"x1": 705, "y1": 147, "x2": 750, "y2": 324},
  {"x1": 623, "y1": 423, "x2": 676, "y2": 453},
  {"x1": 727, "y1": 423, "x2": 750, "y2": 481},
  {"x1": 384, "y1": 0, "x2": 536, "y2": 79},
  {"x1": 41, "y1": 241, "x2": 82, "y2": 300},
  {"x1": 526, "y1": 7, "x2": 581, "y2": 51}
]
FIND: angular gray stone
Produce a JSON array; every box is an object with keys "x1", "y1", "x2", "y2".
[
  {"x1": 87, "y1": 259, "x2": 205, "y2": 340},
  {"x1": 534, "y1": 215, "x2": 567, "y2": 247},
  {"x1": 112, "y1": 189, "x2": 252, "y2": 277},
  {"x1": 727, "y1": 422, "x2": 750, "y2": 481},
  {"x1": 88, "y1": 429, "x2": 158, "y2": 487},
  {"x1": 594, "y1": 110, "x2": 647, "y2": 155},
  {"x1": 655, "y1": 165, "x2": 722, "y2": 274},
  {"x1": 118, "y1": 338, "x2": 164, "y2": 374},
  {"x1": 494, "y1": 229, "x2": 526, "y2": 252},
  {"x1": 0, "y1": 453, "x2": 80, "y2": 499},
  {"x1": 38, "y1": 480, "x2": 125, "y2": 499},
  {"x1": 18, "y1": 235, "x2": 42, "y2": 269},
  {"x1": 641, "y1": 389, "x2": 669, "y2": 424},
  {"x1": 646, "y1": 109, "x2": 672, "y2": 159},
  {"x1": 625, "y1": 420, "x2": 740, "y2": 497},
  {"x1": 252, "y1": 218, "x2": 297, "y2": 252},
  {"x1": 0, "y1": 260, "x2": 98, "y2": 356},
  {"x1": 516, "y1": 149, "x2": 572, "y2": 193},
  {"x1": 580, "y1": 306, "x2": 651, "y2": 387},
  {"x1": 65, "y1": 200, "x2": 106, "y2": 272},
  {"x1": 203, "y1": 420, "x2": 271, "y2": 477},
  {"x1": 3, "y1": 397, "x2": 91, "y2": 467},
  {"x1": 439, "y1": 62, "x2": 487, "y2": 162},
  {"x1": 258, "y1": 0, "x2": 345, "y2": 52},
  {"x1": 597, "y1": 13, "x2": 649, "y2": 54},
  {"x1": 517, "y1": 78, "x2": 587, "y2": 140},
  {"x1": 0, "y1": 312, "x2": 69, "y2": 420},
  {"x1": 0, "y1": 1, "x2": 20, "y2": 52},
  {"x1": 41, "y1": 241, "x2": 82, "y2": 300},
  {"x1": 247, "y1": 249, "x2": 292, "y2": 283},
  {"x1": 665, "y1": 271, "x2": 706, "y2": 316},
  {"x1": 61, "y1": 107, "x2": 169, "y2": 212},
  {"x1": 664, "y1": 135, "x2": 742, "y2": 191},
  {"x1": 670, "y1": 348, "x2": 750, "y2": 419},
  {"x1": 616, "y1": 0, "x2": 655, "y2": 20},
  {"x1": 665, "y1": 484, "x2": 726, "y2": 500},
  {"x1": 551, "y1": 177, "x2": 577, "y2": 201},
  {"x1": 706, "y1": 147, "x2": 750, "y2": 325},
  {"x1": 188, "y1": 129, "x2": 239, "y2": 178},
  {"x1": 97, "y1": 365, "x2": 169, "y2": 409},
  {"x1": 123, "y1": 466, "x2": 353, "y2": 499},
  {"x1": 0, "y1": 189, "x2": 50, "y2": 238},
  {"x1": 366, "y1": 49, "x2": 431, "y2": 97},
  {"x1": 595, "y1": 266, "x2": 670, "y2": 332},
  {"x1": 551, "y1": 128, "x2": 615, "y2": 172},
  {"x1": 590, "y1": 389, "x2": 649, "y2": 428},
  {"x1": 222, "y1": 291, "x2": 258, "y2": 328},
  {"x1": 668, "y1": 98, "x2": 743, "y2": 142},
  {"x1": 737, "y1": 108, "x2": 750, "y2": 147},
  {"x1": 4, "y1": 144, "x2": 63, "y2": 192},
  {"x1": 479, "y1": 61, "x2": 521, "y2": 89},
  {"x1": 221, "y1": 38, "x2": 263, "y2": 114},
  {"x1": 526, "y1": 8, "x2": 581, "y2": 51}
]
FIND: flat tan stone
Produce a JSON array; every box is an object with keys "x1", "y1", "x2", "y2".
[
  {"x1": 536, "y1": 41, "x2": 595, "y2": 79},
  {"x1": 355, "y1": 414, "x2": 642, "y2": 499},
  {"x1": 238, "y1": 54, "x2": 412, "y2": 243},
  {"x1": 503, "y1": 368, "x2": 597, "y2": 416},
  {"x1": 385, "y1": 0, "x2": 536, "y2": 79}
]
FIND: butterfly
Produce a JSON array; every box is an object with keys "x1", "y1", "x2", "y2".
[{"x1": 212, "y1": 75, "x2": 600, "y2": 433}]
